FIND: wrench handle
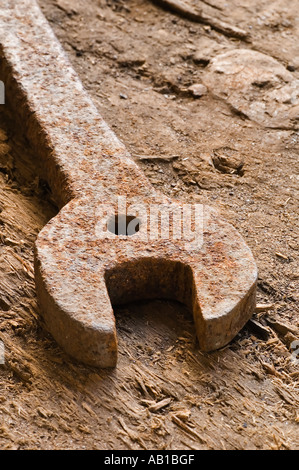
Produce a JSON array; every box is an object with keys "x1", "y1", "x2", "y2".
[{"x1": 0, "y1": 0, "x2": 153, "y2": 207}]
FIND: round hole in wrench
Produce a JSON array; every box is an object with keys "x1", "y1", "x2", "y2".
[{"x1": 107, "y1": 214, "x2": 140, "y2": 236}]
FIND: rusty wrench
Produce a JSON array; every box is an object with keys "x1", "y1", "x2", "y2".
[{"x1": 0, "y1": 0, "x2": 257, "y2": 367}]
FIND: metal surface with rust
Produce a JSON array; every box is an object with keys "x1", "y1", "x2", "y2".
[{"x1": 0, "y1": 0, "x2": 258, "y2": 367}]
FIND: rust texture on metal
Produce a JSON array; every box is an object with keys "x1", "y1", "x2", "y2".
[{"x1": 0, "y1": 0, "x2": 258, "y2": 367}]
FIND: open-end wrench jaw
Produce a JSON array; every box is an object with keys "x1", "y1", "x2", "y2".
[{"x1": 34, "y1": 196, "x2": 257, "y2": 367}]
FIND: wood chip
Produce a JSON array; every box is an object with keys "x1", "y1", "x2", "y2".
[
  {"x1": 247, "y1": 319, "x2": 271, "y2": 340},
  {"x1": 148, "y1": 397, "x2": 172, "y2": 412},
  {"x1": 256, "y1": 303, "x2": 275, "y2": 312},
  {"x1": 275, "y1": 252, "x2": 289, "y2": 260},
  {"x1": 266, "y1": 319, "x2": 298, "y2": 336},
  {"x1": 175, "y1": 409, "x2": 191, "y2": 422},
  {"x1": 136, "y1": 154, "x2": 179, "y2": 161},
  {"x1": 37, "y1": 407, "x2": 53, "y2": 418},
  {"x1": 152, "y1": 0, "x2": 249, "y2": 40},
  {"x1": 260, "y1": 362, "x2": 282, "y2": 378},
  {"x1": 171, "y1": 414, "x2": 206, "y2": 443}
]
